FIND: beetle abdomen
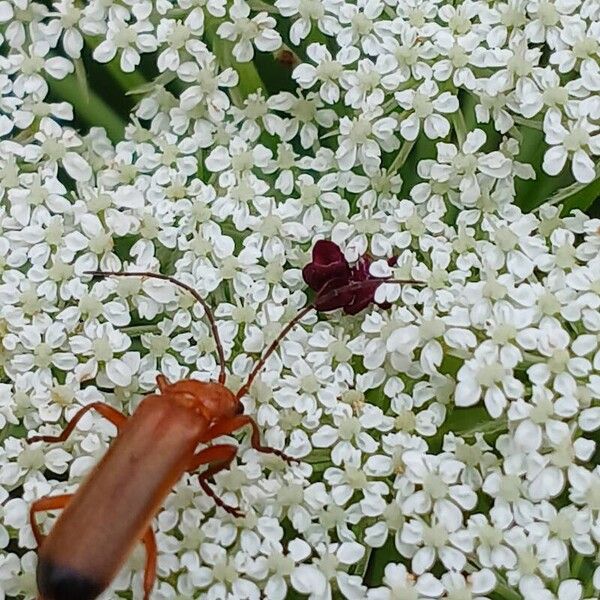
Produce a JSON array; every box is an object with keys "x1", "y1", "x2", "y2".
[
  {"x1": 38, "y1": 558, "x2": 103, "y2": 600},
  {"x1": 35, "y1": 396, "x2": 207, "y2": 598}
]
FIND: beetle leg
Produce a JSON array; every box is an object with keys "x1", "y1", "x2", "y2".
[
  {"x1": 27, "y1": 403, "x2": 128, "y2": 444},
  {"x1": 29, "y1": 494, "x2": 74, "y2": 547},
  {"x1": 204, "y1": 416, "x2": 298, "y2": 464},
  {"x1": 188, "y1": 444, "x2": 244, "y2": 518},
  {"x1": 156, "y1": 374, "x2": 170, "y2": 392},
  {"x1": 141, "y1": 526, "x2": 157, "y2": 600}
]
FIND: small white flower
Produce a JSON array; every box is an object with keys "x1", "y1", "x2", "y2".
[
  {"x1": 420, "y1": 129, "x2": 513, "y2": 208},
  {"x1": 156, "y1": 13, "x2": 204, "y2": 72},
  {"x1": 542, "y1": 108, "x2": 600, "y2": 183},
  {"x1": 184, "y1": 543, "x2": 259, "y2": 599},
  {"x1": 367, "y1": 563, "x2": 443, "y2": 599},
  {"x1": 246, "y1": 537, "x2": 310, "y2": 600},
  {"x1": 24, "y1": 117, "x2": 92, "y2": 182},
  {"x1": 568, "y1": 465, "x2": 600, "y2": 512},
  {"x1": 504, "y1": 526, "x2": 567, "y2": 588},
  {"x1": 69, "y1": 321, "x2": 138, "y2": 386},
  {"x1": 217, "y1": 0, "x2": 282, "y2": 62},
  {"x1": 312, "y1": 402, "x2": 392, "y2": 465},
  {"x1": 467, "y1": 514, "x2": 517, "y2": 570},
  {"x1": 268, "y1": 91, "x2": 337, "y2": 148},
  {"x1": 401, "y1": 451, "x2": 477, "y2": 523},
  {"x1": 293, "y1": 43, "x2": 358, "y2": 104},
  {"x1": 455, "y1": 341, "x2": 524, "y2": 417},
  {"x1": 440, "y1": 569, "x2": 496, "y2": 600},
  {"x1": 324, "y1": 452, "x2": 388, "y2": 506},
  {"x1": 336, "y1": 103, "x2": 398, "y2": 174},
  {"x1": 336, "y1": 0, "x2": 387, "y2": 56},
  {"x1": 8, "y1": 318, "x2": 77, "y2": 388},
  {"x1": 3, "y1": 41, "x2": 73, "y2": 97},
  {"x1": 291, "y1": 542, "x2": 367, "y2": 600},
  {"x1": 42, "y1": 0, "x2": 85, "y2": 58},
  {"x1": 400, "y1": 514, "x2": 470, "y2": 574},
  {"x1": 92, "y1": 6, "x2": 158, "y2": 72},
  {"x1": 177, "y1": 50, "x2": 238, "y2": 121},
  {"x1": 396, "y1": 80, "x2": 459, "y2": 141},
  {"x1": 275, "y1": 0, "x2": 339, "y2": 44}
]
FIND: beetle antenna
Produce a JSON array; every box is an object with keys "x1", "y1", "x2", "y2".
[
  {"x1": 235, "y1": 277, "x2": 423, "y2": 399},
  {"x1": 236, "y1": 304, "x2": 313, "y2": 400},
  {"x1": 85, "y1": 270, "x2": 227, "y2": 385}
]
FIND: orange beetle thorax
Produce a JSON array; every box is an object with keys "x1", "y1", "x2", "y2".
[{"x1": 160, "y1": 379, "x2": 241, "y2": 423}]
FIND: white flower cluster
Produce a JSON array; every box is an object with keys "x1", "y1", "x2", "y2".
[{"x1": 0, "y1": 0, "x2": 600, "y2": 599}]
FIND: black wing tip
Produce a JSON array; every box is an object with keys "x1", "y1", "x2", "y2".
[{"x1": 38, "y1": 558, "x2": 104, "y2": 600}]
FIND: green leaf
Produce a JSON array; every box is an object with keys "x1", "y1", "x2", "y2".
[
  {"x1": 47, "y1": 73, "x2": 126, "y2": 142},
  {"x1": 74, "y1": 58, "x2": 90, "y2": 105},
  {"x1": 363, "y1": 536, "x2": 403, "y2": 586},
  {"x1": 113, "y1": 234, "x2": 139, "y2": 259},
  {"x1": 514, "y1": 127, "x2": 577, "y2": 212},
  {"x1": 253, "y1": 49, "x2": 297, "y2": 95},
  {"x1": 399, "y1": 135, "x2": 437, "y2": 197},
  {"x1": 365, "y1": 385, "x2": 389, "y2": 411},
  {"x1": 156, "y1": 242, "x2": 180, "y2": 275},
  {"x1": 0, "y1": 423, "x2": 27, "y2": 442},
  {"x1": 442, "y1": 406, "x2": 507, "y2": 438},
  {"x1": 387, "y1": 140, "x2": 415, "y2": 175},
  {"x1": 83, "y1": 36, "x2": 148, "y2": 92}
]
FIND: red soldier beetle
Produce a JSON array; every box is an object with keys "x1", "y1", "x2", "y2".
[{"x1": 27, "y1": 251, "x2": 420, "y2": 600}]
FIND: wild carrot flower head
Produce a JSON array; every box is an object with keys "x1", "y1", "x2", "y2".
[{"x1": 2, "y1": 0, "x2": 600, "y2": 598}]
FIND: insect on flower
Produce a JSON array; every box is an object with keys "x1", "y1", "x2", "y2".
[
  {"x1": 28, "y1": 271, "x2": 298, "y2": 600},
  {"x1": 27, "y1": 246, "x2": 419, "y2": 600}
]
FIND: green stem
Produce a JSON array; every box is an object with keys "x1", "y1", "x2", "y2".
[
  {"x1": 451, "y1": 107, "x2": 467, "y2": 146},
  {"x1": 304, "y1": 449, "x2": 332, "y2": 464},
  {"x1": 495, "y1": 578, "x2": 522, "y2": 600},
  {"x1": 47, "y1": 74, "x2": 125, "y2": 141},
  {"x1": 120, "y1": 324, "x2": 161, "y2": 336},
  {"x1": 584, "y1": 574, "x2": 597, "y2": 597},
  {"x1": 496, "y1": 582, "x2": 521, "y2": 600},
  {"x1": 74, "y1": 58, "x2": 90, "y2": 105},
  {"x1": 521, "y1": 351, "x2": 546, "y2": 364},
  {"x1": 382, "y1": 80, "x2": 418, "y2": 113},
  {"x1": 356, "y1": 545, "x2": 371, "y2": 580},
  {"x1": 247, "y1": 0, "x2": 279, "y2": 12},
  {"x1": 513, "y1": 115, "x2": 543, "y2": 130},
  {"x1": 548, "y1": 168, "x2": 600, "y2": 214},
  {"x1": 571, "y1": 553, "x2": 584, "y2": 578},
  {"x1": 388, "y1": 140, "x2": 415, "y2": 174},
  {"x1": 320, "y1": 128, "x2": 340, "y2": 140}
]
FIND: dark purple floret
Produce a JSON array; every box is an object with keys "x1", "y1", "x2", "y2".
[
  {"x1": 303, "y1": 240, "x2": 393, "y2": 315},
  {"x1": 302, "y1": 240, "x2": 351, "y2": 292}
]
